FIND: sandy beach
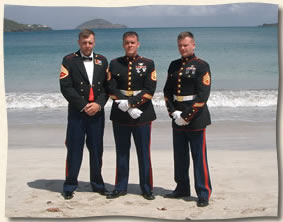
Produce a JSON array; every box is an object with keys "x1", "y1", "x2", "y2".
[
  {"x1": 2, "y1": 1, "x2": 281, "y2": 221},
  {"x1": 5, "y1": 120, "x2": 278, "y2": 220}
]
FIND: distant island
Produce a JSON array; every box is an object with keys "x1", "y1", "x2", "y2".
[
  {"x1": 258, "y1": 23, "x2": 278, "y2": 27},
  {"x1": 4, "y1": 18, "x2": 53, "y2": 32},
  {"x1": 76, "y1": 19, "x2": 127, "y2": 30}
]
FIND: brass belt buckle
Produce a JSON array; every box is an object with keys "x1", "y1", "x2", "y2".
[
  {"x1": 176, "y1": 96, "x2": 183, "y2": 101},
  {"x1": 126, "y1": 91, "x2": 133, "y2": 96}
]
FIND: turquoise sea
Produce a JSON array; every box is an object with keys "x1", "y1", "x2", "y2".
[{"x1": 4, "y1": 27, "x2": 278, "y2": 124}]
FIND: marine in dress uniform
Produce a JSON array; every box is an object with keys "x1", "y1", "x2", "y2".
[
  {"x1": 163, "y1": 31, "x2": 212, "y2": 207},
  {"x1": 60, "y1": 29, "x2": 109, "y2": 200},
  {"x1": 106, "y1": 31, "x2": 157, "y2": 200}
]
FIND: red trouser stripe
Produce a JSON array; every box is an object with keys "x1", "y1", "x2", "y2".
[
  {"x1": 65, "y1": 160, "x2": 68, "y2": 177},
  {"x1": 202, "y1": 129, "x2": 211, "y2": 199},
  {"x1": 115, "y1": 166, "x2": 118, "y2": 185}
]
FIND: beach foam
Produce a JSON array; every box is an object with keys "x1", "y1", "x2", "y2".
[{"x1": 5, "y1": 89, "x2": 278, "y2": 110}]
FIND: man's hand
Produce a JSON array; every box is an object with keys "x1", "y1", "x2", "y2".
[
  {"x1": 171, "y1": 110, "x2": 182, "y2": 119},
  {"x1": 84, "y1": 102, "x2": 101, "y2": 116},
  {"x1": 128, "y1": 108, "x2": 143, "y2": 119},
  {"x1": 175, "y1": 116, "x2": 189, "y2": 126},
  {"x1": 115, "y1": 100, "x2": 129, "y2": 112}
]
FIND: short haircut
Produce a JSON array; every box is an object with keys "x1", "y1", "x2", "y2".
[
  {"x1": 177, "y1": 31, "x2": 194, "y2": 41},
  {"x1": 123, "y1": 31, "x2": 139, "y2": 41},
  {"x1": 78, "y1": 29, "x2": 95, "y2": 39}
]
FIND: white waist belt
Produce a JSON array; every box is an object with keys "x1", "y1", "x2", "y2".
[
  {"x1": 120, "y1": 90, "x2": 141, "y2": 96},
  {"x1": 173, "y1": 94, "x2": 196, "y2": 102}
]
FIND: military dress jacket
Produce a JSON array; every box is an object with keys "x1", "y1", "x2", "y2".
[
  {"x1": 107, "y1": 55, "x2": 157, "y2": 125},
  {"x1": 60, "y1": 50, "x2": 108, "y2": 113},
  {"x1": 163, "y1": 54, "x2": 211, "y2": 130}
]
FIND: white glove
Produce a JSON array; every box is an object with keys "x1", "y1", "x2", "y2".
[
  {"x1": 175, "y1": 116, "x2": 189, "y2": 126},
  {"x1": 128, "y1": 108, "x2": 143, "y2": 119},
  {"x1": 172, "y1": 110, "x2": 182, "y2": 119},
  {"x1": 115, "y1": 100, "x2": 129, "y2": 112}
]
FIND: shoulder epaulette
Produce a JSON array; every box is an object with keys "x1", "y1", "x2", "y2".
[
  {"x1": 65, "y1": 53, "x2": 78, "y2": 60},
  {"x1": 139, "y1": 56, "x2": 153, "y2": 62},
  {"x1": 112, "y1": 56, "x2": 124, "y2": 63},
  {"x1": 196, "y1": 57, "x2": 208, "y2": 65},
  {"x1": 95, "y1": 54, "x2": 106, "y2": 59},
  {"x1": 171, "y1": 58, "x2": 181, "y2": 65}
]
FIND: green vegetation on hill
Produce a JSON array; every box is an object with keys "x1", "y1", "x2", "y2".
[
  {"x1": 259, "y1": 23, "x2": 278, "y2": 27},
  {"x1": 76, "y1": 19, "x2": 127, "y2": 29},
  {"x1": 4, "y1": 18, "x2": 52, "y2": 32}
]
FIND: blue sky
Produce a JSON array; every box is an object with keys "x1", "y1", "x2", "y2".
[{"x1": 4, "y1": 3, "x2": 278, "y2": 30}]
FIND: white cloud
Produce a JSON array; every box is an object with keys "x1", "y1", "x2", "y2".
[
  {"x1": 115, "y1": 5, "x2": 222, "y2": 17},
  {"x1": 4, "y1": 3, "x2": 278, "y2": 29},
  {"x1": 106, "y1": 4, "x2": 274, "y2": 17}
]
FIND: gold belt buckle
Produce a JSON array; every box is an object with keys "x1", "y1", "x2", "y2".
[
  {"x1": 126, "y1": 90, "x2": 133, "y2": 96},
  {"x1": 176, "y1": 96, "x2": 184, "y2": 101}
]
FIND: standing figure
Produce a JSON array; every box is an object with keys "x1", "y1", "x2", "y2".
[
  {"x1": 107, "y1": 31, "x2": 157, "y2": 200},
  {"x1": 163, "y1": 31, "x2": 212, "y2": 207},
  {"x1": 60, "y1": 29, "x2": 109, "y2": 199}
]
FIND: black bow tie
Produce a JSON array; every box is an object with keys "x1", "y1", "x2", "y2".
[{"x1": 83, "y1": 56, "x2": 92, "y2": 61}]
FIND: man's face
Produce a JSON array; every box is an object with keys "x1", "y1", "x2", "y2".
[
  {"x1": 78, "y1": 34, "x2": 95, "y2": 56},
  {"x1": 123, "y1": 35, "x2": 140, "y2": 57},
  {"x1": 178, "y1": 37, "x2": 195, "y2": 58}
]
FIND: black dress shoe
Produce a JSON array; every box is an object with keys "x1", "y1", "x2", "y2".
[
  {"x1": 106, "y1": 190, "x2": 127, "y2": 199},
  {"x1": 164, "y1": 191, "x2": 190, "y2": 198},
  {"x1": 92, "y1": 188, "x2": 110, "y2": 196},
  {"x1": 62, "y1": 191, "x2": 74, "y2": 200},
  {"x1": 142, "y1": 192, "x2": 155, "y2": 200},
  {"x1": 197, "y1": 198, "x2": 209, "y2": 207}
]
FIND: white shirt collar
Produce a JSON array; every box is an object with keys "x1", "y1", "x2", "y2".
[{"x1": 80, "y1": 51, "x2": 93, "y2": 59}]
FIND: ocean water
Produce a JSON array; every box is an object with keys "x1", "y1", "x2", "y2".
[{"x1": 4, "y1": 27, "x2": 278, "y2": 124}]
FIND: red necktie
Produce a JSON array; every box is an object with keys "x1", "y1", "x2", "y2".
[{"x1": 88, "y1": 87, "x2": 94, "y2": 102}]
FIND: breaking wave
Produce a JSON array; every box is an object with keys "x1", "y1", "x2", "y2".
[{"x1": 5, "y1": 89, "x2": 278, "y2": 110}]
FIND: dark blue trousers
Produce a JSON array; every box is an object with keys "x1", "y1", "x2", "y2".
[
  {"x1": 63, "y1": 108, "x2": 105, "y2": 193},
  {"x1": 112, "y1": 122, "x2": 153, "y2": 195},
  {"x1": 173, "y1": 128, "x2": 212, "y2": 200}
]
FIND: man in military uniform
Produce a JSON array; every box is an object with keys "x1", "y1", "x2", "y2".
[
  {"x1": 106, "y1": 31, "x2": 157, "y2": 200},
  {"x1": 163, "y1": 31, "x2": 212, "y2": 207},
  {"x1": 60, "y1": 29, "x2": 109, "y2": 200}
]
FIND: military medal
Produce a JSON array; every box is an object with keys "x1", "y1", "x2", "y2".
[
  {"x1": 186, "y1": 65, "x2": 196, "y2": 74},
  {"x1": 95, "y1": 59, "x2": 102, "y2": 65},
  {"x1": 136, "y1": 63, "x2": 147, "y2": 73}
]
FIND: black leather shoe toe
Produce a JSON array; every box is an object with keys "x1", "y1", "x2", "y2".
[
  {"x1": 106, "y1": 190, "x2": 127, "y2": 199},
  {"x1": 197, "y1": 198, "x2": 209, "y2": 207},
  {"x1": 63, "y1": 191, "x2": 74, "y2": 200},
  {"x1": 93, "y1": 188, "x2": 110, "y2": 196},
  {"x1": 142, "y1": 193, "x2": 155, "y2": 200},
  {"x1": 164, "y1": 191, "x2": 190, "y2": 199}
]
